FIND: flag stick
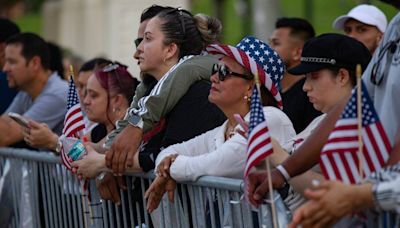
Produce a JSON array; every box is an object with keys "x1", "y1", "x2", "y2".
[
  {"x1": 69, "y1": 65, "x2": 74, "y2": 81},
  {"x1": 266, "y1": 158, "x2": 278, "y2": 228},
  {"x1": 81, "y1": 182, "x2": 88, "y2": 228},
  {"x1": 71, "y1": 64, "x2": 93, "y2": 224},
  {"x1": 254, "y1": 76, "x2": 278, "y2": 228},
  {"x1": 356, "y1": 64, "x2": 364, "y2": 182}
]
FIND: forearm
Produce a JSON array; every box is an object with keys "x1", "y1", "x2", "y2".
[
  {"x1": 282, "y1": 98, "x2": 346, "y2": 178},
  {"x1": 353, "y1": 183, "x2": 374, "y2": 211},
  {"x1": 0, "y1": 116, "x2": 23, "y2": 146},
  {"x1": 290, "y1": 171, "x2": 324, "y2": 197},
  {"x1": 47, "y1": 133, "x2": 59, "y2": 151},
  {"x1": 268, "y1": 138, "x2": 325, "y2": 196}
]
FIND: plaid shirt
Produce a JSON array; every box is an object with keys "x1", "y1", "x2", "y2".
[{"x1": 366, "y1": 162, "x2": 400, "y2": 227}]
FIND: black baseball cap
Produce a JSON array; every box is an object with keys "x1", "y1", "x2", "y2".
[
  {"x1": 288, "y1": 33, "x2": 371, "y2": 75},
  {"x1": 0, "y1": 18, "x2": 20, "y2": 42}
]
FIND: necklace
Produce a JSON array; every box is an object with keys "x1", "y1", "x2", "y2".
[{"x1": 225, "y1": 125, "x2": 236, "y2": 140}]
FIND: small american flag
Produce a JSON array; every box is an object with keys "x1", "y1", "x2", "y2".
[
  {"x1": 61, "y1": 76, "x2": 85, "y2": 169},
  {"x1": 319, "y1": 81, "x2": 391, "y2": 184},
  {"x1": 244, "y1": 86, "x2": 273, "y2": 176},
  {"x1": 63, "y1": 76, "x2": 85, "y2": 137}
]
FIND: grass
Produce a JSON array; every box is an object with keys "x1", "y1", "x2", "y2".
[{"x1": 14, "y1": 12, "x2": 42, "y2": 35}]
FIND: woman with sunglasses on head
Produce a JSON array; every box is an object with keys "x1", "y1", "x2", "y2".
[
  {"x1": 145, "y1": 37, "x2": 296, "y2": 219},
  {"x1": 83, "y1": 63, "x2": 139, "y2": 142},
  {"x1": 104, "y1": 7, "x2": 226, "y2": 177}
]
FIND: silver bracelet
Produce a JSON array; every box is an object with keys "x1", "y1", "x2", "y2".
[
  {"x1": 96, "y1": 171, "x2": 107, "y2": 182},
  {"x1": 276, "y1": 164, "x2": 291, "y2": 182}
]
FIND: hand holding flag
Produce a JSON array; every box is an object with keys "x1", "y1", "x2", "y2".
[{"x1": 319, "y1": 81, "x2": 391, "y2": 184}]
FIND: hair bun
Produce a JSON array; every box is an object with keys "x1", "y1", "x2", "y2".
[{"x1": 194, "y1": 13, "x2": 222, "y2": 45}]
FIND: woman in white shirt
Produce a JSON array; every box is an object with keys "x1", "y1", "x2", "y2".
[{"x1": 145, "y1": 36, "x2": 296, "y2": 212}]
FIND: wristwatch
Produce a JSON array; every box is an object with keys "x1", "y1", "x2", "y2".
[
  {"x1": 127, "y1": 113, "x2": 144, "y2": 129},
  {"x1": 55, "y1": 136, "x2": 63, "y2": 154}
]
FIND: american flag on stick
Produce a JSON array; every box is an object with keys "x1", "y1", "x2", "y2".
[
  {"x1": 61, "y1": 67, "x2": 85, "y2": 170},
  {"x1": 244, "y1": 85, "x2": 274, "y2": 176},
  {"x1": 319, "y1": 81, "x2": 391, "y2": 184}
]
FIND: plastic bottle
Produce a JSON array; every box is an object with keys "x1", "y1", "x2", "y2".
[{"x1": 59, "y1": 135, "x2": 86, "y2": 161}]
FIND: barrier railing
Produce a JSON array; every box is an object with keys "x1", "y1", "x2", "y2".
[{"x1": 0, "y1": 147, "x2": 290, "y2": 228}]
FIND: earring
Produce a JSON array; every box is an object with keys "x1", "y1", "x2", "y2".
[
  {"x1": 244, "y1": 95, "x2": 251, "y2": 102},
  {"x1": 113, "y1": 107, "x2": 120, "y2": 113}
]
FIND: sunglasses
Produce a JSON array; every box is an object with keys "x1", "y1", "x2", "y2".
[
  {"x1": 370, "y1": 38, "x2": 399, "y2": 85},
  {"x1": 134, "y1": 37, "x2": 143, "y2": 48},
  {"x1": 212, "y1": 64, "x2": 252, "y2": 81}
]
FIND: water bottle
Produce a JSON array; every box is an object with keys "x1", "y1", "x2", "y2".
[{"x1": 60, "y1": 135, "x2": 86, "y2": 161}]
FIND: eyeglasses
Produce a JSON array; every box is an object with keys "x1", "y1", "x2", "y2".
[
  {"x1": 370, "y1": 38, "x2": 399, "y2": 85},
  {"x1": 165, "y1": 7, "x2": 192, "y2": 38},
  {"x1": 212, "y1": 64, "x2": 252, "y2": 81},
  {"x1": 134, "y1": 37, "x2": 143, "y2": 48}
]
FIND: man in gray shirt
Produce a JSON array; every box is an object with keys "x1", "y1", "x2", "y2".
[{"x1": 0, "y1": 33, "x2": 68, "y2": 147}]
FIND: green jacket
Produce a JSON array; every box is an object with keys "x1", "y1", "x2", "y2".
[{"x1": 105, "y1": 55, "x2": 218, "y2": 147}]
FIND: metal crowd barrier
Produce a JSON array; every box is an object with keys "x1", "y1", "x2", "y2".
[{"x1": 0, "y1": 147, "x2": 290, "y2": 228}]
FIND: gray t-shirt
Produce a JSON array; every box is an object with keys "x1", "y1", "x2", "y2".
[
  {"x1": 6, "y1": 72, "x2": 68, "y2": 135},
  {"x1": 363, "y1": 12, "x2": 400, "y2": 146}
]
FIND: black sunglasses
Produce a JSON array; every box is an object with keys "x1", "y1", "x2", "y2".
[
  {"x1": 370, "y1": 38, "x2": 399, "y2": 85},
  {"x1": 134, "y1": 37, "x2": 143, "y2": 48},
  {"x1": 212, "y1": 64, "x2": 252, "y2": 81}
]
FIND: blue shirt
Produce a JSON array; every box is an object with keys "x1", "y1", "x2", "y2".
[{"x1": 6, "y1": 72, "x2": 68, "y2": 135}]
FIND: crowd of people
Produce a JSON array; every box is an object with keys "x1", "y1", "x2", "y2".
[{"x1": 1, "y1": 0, "x2": 399, "y2": 227}]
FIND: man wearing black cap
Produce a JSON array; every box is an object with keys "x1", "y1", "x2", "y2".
[{"x1": 0, "y1": 18, "x2": 19, "y2": 114}]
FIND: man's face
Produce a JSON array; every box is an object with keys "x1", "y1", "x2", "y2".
[
  {"x1": 269, "y1": 28, "x2": 303, "y2": 69},
  {"x1": 2, "y1": 44, "x2": 32, "y2": 90},
  {"x1": 133, "y1": 20, "x2": 148, "y2": 64},
  {"x1": 343, "y1": 19, "x2": 383, "y2": 54}
]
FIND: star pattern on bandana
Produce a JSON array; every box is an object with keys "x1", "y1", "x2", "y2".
[{"x1": 237, "y1": 37, "x2": 284, "y2": 85}]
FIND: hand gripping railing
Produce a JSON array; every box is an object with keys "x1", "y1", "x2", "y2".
[{"x1": 0, "y1": 147, "x2": 290, "y2": 228}]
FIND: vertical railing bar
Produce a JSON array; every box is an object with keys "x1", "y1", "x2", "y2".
[
  {"x1": 140, "y1": 177, "x2": 150, "y2": 227},
  {"x1": 126, "y1": 177, "x2": 135, "y2": 227},
  {"x1": 187, "y1": 185, "x2": 198, "y2": 228}
]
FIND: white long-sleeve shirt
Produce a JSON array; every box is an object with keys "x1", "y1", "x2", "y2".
[{"x1": 155, "y1": 106, "x2": 296, "y2": 182}]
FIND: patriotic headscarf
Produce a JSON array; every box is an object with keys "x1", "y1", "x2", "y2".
[{"x1": 206, "y1": 36, "x2": 285, "y2": 109}]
